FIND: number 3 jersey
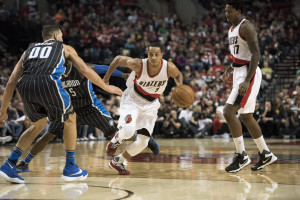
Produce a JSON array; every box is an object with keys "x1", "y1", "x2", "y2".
[
  {"x1": 22, "y1": 39, "x2": 65, "y2": 79},
  {"x1": 228, "y1": 19, "x2": 252, "y2": 65},
  {"x1": 130, "y1": 58, "x2": 169, "y2": 102}
]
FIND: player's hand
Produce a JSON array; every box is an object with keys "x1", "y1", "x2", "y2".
[
  {"x1": 106, "y1": 85, "x2": 123, "y2": 96},
  {"x1": 221, "y1": 71, "x2": 230, "y2": 83},
  {"x1": 0, "y1": 112, "x2": 8, "y2": 128},
  {"x1": 238, "y1": 80, "x2": 250, "y2": 96},
  {"x1": 121, "y1": 73, "x2": 130, "y2": 80}
]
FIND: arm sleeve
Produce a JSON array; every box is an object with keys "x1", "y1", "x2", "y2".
[{"x1": 94, "y1": 64, "x2": 123, "y2": 77}]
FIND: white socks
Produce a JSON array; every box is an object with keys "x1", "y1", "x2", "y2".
[
  {"x1": 253, "y1": 136, "x2": 270, "y2": 153},
  {"x1": 233, "y1": 136, "x2": 246, "y2": 154}
]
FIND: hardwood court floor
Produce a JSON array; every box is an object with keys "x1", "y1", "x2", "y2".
[{"x1": 0, "y1": 138, "x2": 299, "y2": 199}]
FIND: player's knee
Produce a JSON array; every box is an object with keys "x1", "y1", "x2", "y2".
[
  {"x1": 135, "y1": 134, "x2": 150, "y2": 149},
  {"x1": 119, "y1": 125, "x2": 135, "y2": 140},
  {"x1": 33, "y1": 118, "x2": 48, "y2": 132},
  {"x1": 240, "y1": 114, "x2": 253, "y2": 124},
  {"x1": 223, "y1": 105, "x2": 235, "y2": 120}
]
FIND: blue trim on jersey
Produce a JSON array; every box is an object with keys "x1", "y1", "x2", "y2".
[
  {"x1": 94, "y1": 64, "x2": 123, "y2": 77},
  {"x1": 51, "y1": 55, "x2": 66, "y2": 79},
  {"x1": 50, "y1": 55, "x2": 70, "y2": 110},
  {"x1": 88, "y1": 80, "x2": 110, "y2": 116}
]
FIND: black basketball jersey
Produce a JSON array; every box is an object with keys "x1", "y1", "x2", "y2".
[
  {"x1": 22, "y1": 39, "x2": 65, "y2": 78},
  {"x1": 61, "y1": 65, "x2": 93, "y2": 110}
]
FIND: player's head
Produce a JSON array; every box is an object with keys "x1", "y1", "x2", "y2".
[
  {"x1": 147, "y1": 42, "x2": 163, "y2": 66},
  {"x1": 42, "y1": 25, "x2": 63, "y2": 42},
  {"x1": 225, "y1": 0, "x2": 244, "y2": 23}
]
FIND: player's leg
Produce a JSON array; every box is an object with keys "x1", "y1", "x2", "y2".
[
  {"x1": 0, "y1": 118, "x2": 47, "y2": 183},
  {"x1": 61, "y1": 113, "x2": 88, "y2": 181},
  {"x1": 106, "y1": 98, "x2": 139, "y2": 156},
  {"x1": 109, "y1": 128, "x2": 151, "y2": 175},
  {"x1": 239, "y1": 68, "x2": 277, "y2": 171},
  {"x1": 109, "y1": 105, "x2": 158, "y2": 175}
]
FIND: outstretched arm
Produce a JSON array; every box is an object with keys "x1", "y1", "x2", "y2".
[
  {"x1": 0, "y1": 54, "x2": 25, "y2": 126},
  {"x1": 103, "y1": 55, "x2": 141, "y2": 83},
  {"x1": 168, "y1": 62, "x2": 183, "y2": 86},
  {"x1": 63, "y1": 44, "x2": 122, "y2": 95},
  {"x1": 87, "y1": 63, "x2": 124, "y2": 77}
]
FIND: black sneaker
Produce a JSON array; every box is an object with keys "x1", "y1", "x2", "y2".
[
  {"x1": 225, "y1": 151, "x2": 251, "y2": 173},
  {"x1": 147, "y1": 136, "x2": 160, "y2": 155},
  {"x1": 251, "y1": 150, "x2": 277, "y2": 171},
  {"x1": 16, "y1": 161, "x2": 29, "y2": 173}
]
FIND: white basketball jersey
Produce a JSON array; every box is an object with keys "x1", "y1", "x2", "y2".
[
  {"x1": 131, "y1": 58, "x2": 169, "y2": 101},
  {"x1": 228, "y1": 19, "x2": 252, "y2": 65}
]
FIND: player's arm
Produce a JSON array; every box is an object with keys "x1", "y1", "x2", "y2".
[
  {"x1": 63, "y1": 44, "x2": 122, "y2": 95},
  {"x1": 103, "y1": 56, "x2": 141, "y2": 83},
  {"x1": 168, "y1": 62, "x2": 183, "y2": 86},
  {"x1": 0, "y1": 53, "x2": 25, "y2": 126},
  {"x1": 86, "y1": 63, "x2": 128, "y2": 80},
  {"x1": 239, "y1": 21, "x2": 261, "y2": 95}
]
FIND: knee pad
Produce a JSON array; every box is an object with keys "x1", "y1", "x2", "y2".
[
  {"x1": 136, "y1": 128, "x2": 151, "y2": 137},
  {"x1": 127, "y1": 134, "x2": 150, "y2": 157},
  {"x1": 119, "y1": 124, "x2": 136, "y2": 140}
]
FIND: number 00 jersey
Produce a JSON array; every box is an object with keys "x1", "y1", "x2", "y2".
[
  {"x1": 22, "y1": 39, "x2": 65, "y2": 79},
  {"x1": 228, "y1": 19, "x2": 252, "y2": 65}
]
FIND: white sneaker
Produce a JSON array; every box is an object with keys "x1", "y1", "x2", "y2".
[
  {"x1": 0, "y1": 136, "x2": 12, "y2": 145},
  {"x1": 88, "y1": 133, "x2": 96, "y2": 140}
]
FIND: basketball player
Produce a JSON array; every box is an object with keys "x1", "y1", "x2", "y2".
[
  {"x1": 222, "y1": 0, "x2": 277, "y2": 173},
  {"x1": 0, "y1": 25, "x2": 122, "y2": 183},
  {"x1": 104, "y1": 43, "x2": 183, "y2": 175},
  {"x1": 16, "y1": 63, "x2": 160, "y2": 173}
]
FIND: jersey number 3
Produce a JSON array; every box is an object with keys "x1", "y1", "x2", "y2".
[{"x1": 29, "y1": 46, "x2": 52, "y2": 59}]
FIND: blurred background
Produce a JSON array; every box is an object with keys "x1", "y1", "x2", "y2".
[{"x1": 0, "y1": 0, "x2": 299, "y2": 144}]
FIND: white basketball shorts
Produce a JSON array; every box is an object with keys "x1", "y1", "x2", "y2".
[
  {"x1": 226, "y1": 65, "x2": 262, "y2": 114},
  {"x1": 118, "y1": 88, "x2": 160, "y2": 135}
]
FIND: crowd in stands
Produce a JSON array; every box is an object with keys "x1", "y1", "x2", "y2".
[{"x1": 0, "y1": 0, "x2": 299, "y2": 145}]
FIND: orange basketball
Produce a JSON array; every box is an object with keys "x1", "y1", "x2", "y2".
[{"x1": 171, "y1": 84, "x2": 194, "y2": 107}]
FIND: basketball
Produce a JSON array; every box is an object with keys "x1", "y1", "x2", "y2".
[{"x1": 171, "y1": 84, "x2": 194, "y2": 107}]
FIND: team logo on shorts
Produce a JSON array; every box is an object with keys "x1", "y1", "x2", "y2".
[{"x1": 125, "y1": 115, "x2": 132, "y2": 123}]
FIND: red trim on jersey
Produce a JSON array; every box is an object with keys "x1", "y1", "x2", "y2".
[
  {"x1": 167, "y1": 61, "x2": 169, "y2": 79},
  {"x1": 147, "y1": 59, "x2": 163, "y2": 78},
  {"x1": 133, "y1": 79, "x2": 160, "y2": 98},
  {"x1": 240, "y1": 72, "x2": 256, "y2": 108},
  {"x1": 238, "y1": 20, "x2": 247, "y2": 41},
  {"x1": 231, "y1": 54, "x2": 250, "y2": 65},
  {"x1": 230, "y1": 19, "x2": 244, "y2": 32}
]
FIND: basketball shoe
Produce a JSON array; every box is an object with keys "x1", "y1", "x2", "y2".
[
  {"x1": 251, "y1": 150, "x2": 277, "y2": 171},
  {"x1": 0, "y1": 160, "x2": 25, "y2": 183},
  {"x1": 108, "y1": 156, "x2": 130, "y2": 175},
  {"x1": 16, "y1": 161, "x2": 29, "y2": 173},
  {"x1": 148, "y1": 136, "x2": 160, "y2": 155},
  {"x1": 61, "y1": 163, "x2": 88, "y2": 181},
  {"x1": 106, "y1": 133, "x2": 122, "y2": 156},
  {"x1": 225, "y1": 151, "x2": 251, "y2": 173}
]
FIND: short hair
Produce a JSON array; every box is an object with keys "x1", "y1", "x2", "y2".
[
  {"x1": 42, "y1": 25, "x2": 61, "y2": 40},
  {"x1": 148, "y1": 42, "x2": 163, "y2": 53},
  {"x1": 225, "y1": 0, "x2": 244, "y2": 14}
]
